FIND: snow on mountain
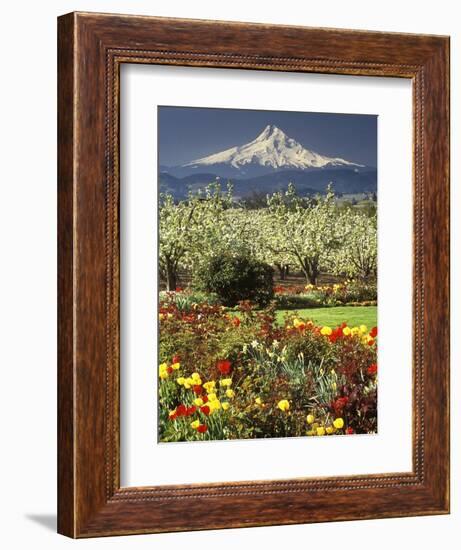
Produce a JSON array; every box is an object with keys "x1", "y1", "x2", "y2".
[{"x1": 181, "y1": 124, "x2": 364, "y2": 171}]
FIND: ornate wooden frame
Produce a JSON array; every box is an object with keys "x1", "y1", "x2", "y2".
[{"x1": 57, "y1": 12, "x2": 450, "y2": 537}]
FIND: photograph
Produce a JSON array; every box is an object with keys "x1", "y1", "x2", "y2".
[{"x1": 157, "y1": 106, "x2": 378, "y2": 442}]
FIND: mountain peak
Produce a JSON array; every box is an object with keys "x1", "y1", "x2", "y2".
[
  {"x1": 181, "y1": 124, "x2": 363, "y2": 172},
  {"x1": 257, "y1": 124, "x2": 287, "y2": 140}
]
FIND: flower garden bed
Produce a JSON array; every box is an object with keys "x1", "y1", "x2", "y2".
[{"x1": 158, "y1": 299, "x2": 377, "y2": 442}]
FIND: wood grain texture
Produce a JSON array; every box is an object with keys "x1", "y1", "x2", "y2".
[
  {"x1": 57, "y1": 13, "x2": 75, "y2": 538},
  {"x1": 57, "y1": 12, "x2": 450, "y2": 538}
]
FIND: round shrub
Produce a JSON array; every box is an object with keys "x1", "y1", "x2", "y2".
[{"x1": 195, "y1": 254, "x2": 274, "y2": 307}]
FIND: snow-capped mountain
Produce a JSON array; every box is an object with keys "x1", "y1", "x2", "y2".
[
  {"x1": 175, "y1": 124, "x2": 363, "y2": 177},
  {"x1": 160, "y1": 124, "x2": 376, "y2": 200}
]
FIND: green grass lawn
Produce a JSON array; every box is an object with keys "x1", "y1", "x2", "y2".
[{"x1": 275, "y1": 306, "x2": 377, "y2": 328}]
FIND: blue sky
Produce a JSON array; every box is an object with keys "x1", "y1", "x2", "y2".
[{"x1": 158, "y1": 106, "x2": 377, "y2": 168}]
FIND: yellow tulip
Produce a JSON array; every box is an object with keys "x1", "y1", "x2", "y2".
[
  {"x1": 222, "y1": 402, "x2": 230, "y2": 411},
  {"x1": 306, "y1": 414, "x2": 315, "y2": 424},
  {"x1": 226, "y1": 389, "x2": 235, "y2": 399},
  {"x1": 255, "y1": 397, "x2": 262, "y2": 405},
  {"x1": 176, "y1": 377, "x2": 185, "y2": 386},
  {"x1": 190, "y1": 420, "x2": 200, "y2": 429},
  {"x1": 219, "y1": 378, "x2": 232, "y2": 387},
  {"x1": 208, "y1": 399, "x2": 221, "y2": 412},
  {"x1": 171, "y1": 362, "x2": 181, "y2": 370},
  {"x1": 342, "y1": 326, "x2": 351, "y2": 336},
  {"x1": 193, "y1": 398, "x2": 204, "y2": 407},
  {"x1": 326, "y1": 426, "x2": 335, "y2": 435},
  {"x1": 277, "y1": 399, "x2": 290, "y2": 412},
  {"x1": 333, "y1": 418, "x2": 344, "y2": 429},
  {"x1": 320, "y1": 326, "x2": 332, "y2": 336},
  {"x1": 203, "y1": 381, "x2": 216, "y2": 392},
  {"x1": 316, "y1": 427, "x2": 326, "y2": 436}
]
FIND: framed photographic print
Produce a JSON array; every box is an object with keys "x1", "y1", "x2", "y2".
[{"x1": 58, "y1": 12, "x2": 450, "y2": 537}]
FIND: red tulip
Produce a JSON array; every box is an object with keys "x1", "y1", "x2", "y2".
[
  {"x1": 176, "y1": 404, "x2": 187, "y2": 417},
  {"x1": 197, "y1": 424, "x2": 208, "y2": 433},
  {"x1": 329, "y1": 326, "x2": 343, "y2": 343},
  {"x1": 216, "y1": 359, "x2": 232, "y2": 375},
  {"x1": 370, "y1": 327, "x2": 378, "y2": 338},
  {"x1": 332, "y1": 397, "x2": 348, "y2": 411},
  {"x1": 200, "y1": 405, "x2": 210, "y2": 416},
  {"x1": 367, "y1": 363, "x2": 378, "y2": 375}
]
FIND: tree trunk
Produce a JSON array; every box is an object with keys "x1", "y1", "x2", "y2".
[
  {"x1": 165, "y1": 258, "x2": 177, "y2": 291},
  {"x1": 303, "y1": 270, "x2": 318, "y2": 286},
  {"x1": 276, "y1": 263, "x2": 289, "y2": 281},
  {"x1": 301, "y1": 257, "x2": 319, "y2": 285}
]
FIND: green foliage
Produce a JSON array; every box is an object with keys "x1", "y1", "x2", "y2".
[
  {"x1": 283, "y1": 326, "x2": 333, "y2": 365},
  {"x1": 303, "y1": 280, "x2": 377, "y2": 306},
  {"x1": 274, "y1": 294, "x2": 323, "y2": 309},
  {"x1": 337, "y1": 280, "x2": 377, "y2": 303},
  {"x1": 195, "y1": 253, "x2": 274, "y2": 307},
  {"x1": 159, "y1": 290, "x2": 220, "y2": 312},
  {"x1": 273, "y1": 280, "x2": 377, "y2": 311}
]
